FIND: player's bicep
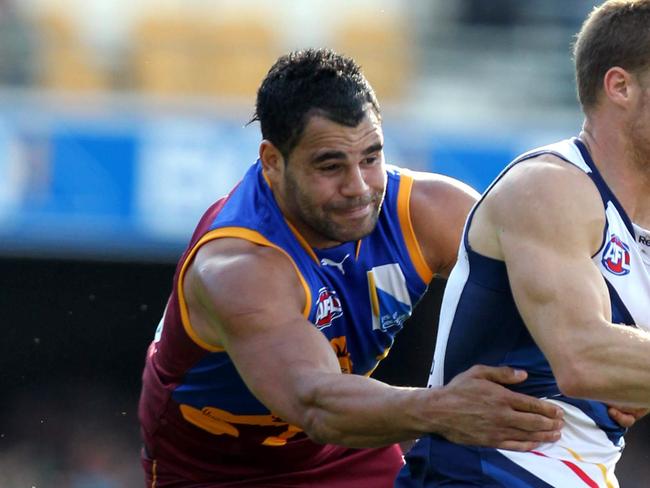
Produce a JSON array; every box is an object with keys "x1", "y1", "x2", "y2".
[
  {"x1": 502, "y1": 236, "x2": 611, "y2": 339},
  {"x1": 501, "y1": 234, "x2": 613, "y2": 390},
  {"x1": 185, "y1": 239, "x2": 342, "y2": 424},
  {"x1": 491, "y1": 161, "x2": 610, "y2": 375}
]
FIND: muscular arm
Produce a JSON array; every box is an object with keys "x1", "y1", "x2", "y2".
[
  {"x1": 479, "y1": 157, "x2": 650, "y2": 407},
  {"x1": 183, "y1": 237, "x2": 563, "y2": 449}
]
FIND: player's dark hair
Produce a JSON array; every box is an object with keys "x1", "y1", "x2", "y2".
[
  {"x1": 250, "y1": 48, "x2": 381, "y2": 160},
  {"x1": 573, "y1": 0, "x2": 650, "y2": 112}
]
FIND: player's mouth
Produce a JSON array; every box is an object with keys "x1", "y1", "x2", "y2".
[{"x1": 336, "y1": 203, "x2": 372, "y2": 219}]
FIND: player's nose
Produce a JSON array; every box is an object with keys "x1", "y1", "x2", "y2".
[{"x1": 341, "y1": 165, "x2": 370, "y2": 197}]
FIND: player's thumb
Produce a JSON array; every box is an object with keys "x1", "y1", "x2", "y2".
[{"x1": 470, "y1": 365, "x2": 528, "y2": 385}]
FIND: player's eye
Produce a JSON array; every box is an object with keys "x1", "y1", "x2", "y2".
[
  {"x1": 319, "y1": 163, "x2": 340, "y2": 172},
  {"x1": 363, "y1": 155, "x2": 380, "y2": 165}
]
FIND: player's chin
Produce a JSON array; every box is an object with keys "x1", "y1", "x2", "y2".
[{"x1": 333, "y1": 215, "x2": 377, "y2": 241}]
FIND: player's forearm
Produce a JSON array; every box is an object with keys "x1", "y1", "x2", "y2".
[
  {"x1": 285, "y1": 365, "x2": 564, "y2": 451},
  {"x1": 555, "y1": 321, "x2": 650, "y2": 406},
  {"x1": 294, "y1": 372, "x2": 433, "y2": 448}
]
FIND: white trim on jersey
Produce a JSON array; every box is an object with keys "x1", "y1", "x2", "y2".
[
  {"x1": 427, "y1": 242, "x2": 470, "y2": 388},
  {"x1": 498, "y1": 400, "x2": 622, "y2": 488}
]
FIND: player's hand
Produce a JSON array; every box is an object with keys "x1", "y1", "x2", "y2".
[
  {"x1": 607, "y1": 404, "x2": 648, "y2": 428},
  {"x1": 434, "y1": 365, "x2": 564, "y2": 452}
]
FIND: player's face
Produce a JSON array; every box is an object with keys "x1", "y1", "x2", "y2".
[
  {"x1": 628, "y1": 70, "x2": 650, "y2": 170},
  {"x1": 278, "y1": 109, "x2": 386, "y2": 248}
]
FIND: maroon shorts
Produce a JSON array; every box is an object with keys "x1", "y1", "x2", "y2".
[{"x1": 142, "y1": 443, "x2": 404, "y2": 488}]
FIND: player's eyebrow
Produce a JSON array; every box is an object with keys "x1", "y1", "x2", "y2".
[
  {"x1": 311, "y1": 143, "x2": 383, "y2": 164},
  {"x1": 312, "y1": 150, "x2": 347, "y2": 164},
  {"x1": 363, "y1": 143, "x2": 383, "y2": 155}
]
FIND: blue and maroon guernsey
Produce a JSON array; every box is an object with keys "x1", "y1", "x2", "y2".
[{"x1": 138, "y1": 160, "x2": 432, "y2": 484}]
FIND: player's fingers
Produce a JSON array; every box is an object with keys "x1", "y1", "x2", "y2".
[
  {"x1": 608, "y1": 407, "x2": 638, "y2": 428},
  {"x1": 507, "y1": 392, "x2": 564, "y2": 420},
  {"x1": 615, "y1": 406, "x2": 648, "y2": 419},
  {"x1": 610, "y1": 410, "x2": 635, "y2": 429},
  {"x1": 480, "y1": 429, "x2": 560, "y2": 452},
  {"x1": 466, "y1": 365, "x2": 528, "y2": 385},
  {"x1": 497, "y1": 440, "x2": 544, "y2": 452},
  {"x1": 491, "y1": 427, "x2": 561, "y2": 451},
  {"x1": 503, "y1": 410, "x2": 564, "y2": 433}
]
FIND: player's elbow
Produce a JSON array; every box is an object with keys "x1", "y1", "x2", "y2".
[
  {"x1": 295, "y1": 383, "x2": 351, "y2": 446},
  {"x1": 302, "y1": 414, "x2": 369, "y2": 447},
  {"x1": 301, "y1": 408, "x2": 341, "y2": 445},
  {"x1": 554, "y1": 356, "x2": 600, "y2": 398},
  {"x1": 292, "y1": 382, "x2": 331, "y2": 443},
  {"x1": 555, "y1": 369, "x2": 588, "y2": 397}
]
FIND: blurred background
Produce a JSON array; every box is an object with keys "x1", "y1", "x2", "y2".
[{"x1": 0, "y1": 0, "x2": 648, "y2": 486}]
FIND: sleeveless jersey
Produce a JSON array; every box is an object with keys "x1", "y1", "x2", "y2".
[
  {"x1": 397, "y1": 138, "x2": 650, "y2": 488},
  {"x1": 138, "y1": 160, "x2": 432, "y2": 485}
]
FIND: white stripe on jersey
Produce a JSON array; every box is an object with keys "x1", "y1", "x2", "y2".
[{"x1": 427, "y1": 234, "x2": 470, "y2": 389}]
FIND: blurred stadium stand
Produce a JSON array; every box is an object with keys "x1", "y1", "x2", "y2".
[
  {"x1": 0, "y1": 1, "x2": 592, "y2": 264},
  {"x1": 131, "y1": 12, "x2": 279, "y2": 99},
  {"x1": 36, "y1": 11, "x2": 110, "y2": 92},
  {"x1": 0, "y1": 0, "x2": 648, "y2": 486},
  {"x1": 331, "y1": 8, "x2": 412, "y2": 100}
]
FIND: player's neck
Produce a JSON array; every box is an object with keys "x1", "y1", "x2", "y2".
[{"x1": 579, "y1": 121, "x2": 650, "y2": 225}]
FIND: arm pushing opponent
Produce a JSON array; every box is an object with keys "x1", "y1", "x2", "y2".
[
  {"x1": 183, "y1": 166, "x2": 564, "y2": 450},
  {"x1": 139, "y1": 48, "x2": 570, "y2": 486}
]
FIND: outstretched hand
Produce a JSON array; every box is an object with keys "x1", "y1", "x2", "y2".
[{"x1": 434, "y1": 365, "x2": 564, "y2": 452}]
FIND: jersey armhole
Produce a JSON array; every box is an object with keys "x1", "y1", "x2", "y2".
[
  {"x1": 396, "y1": 173, "x2": 435, "y2": 283},
  {"x1": 177, "y1": 227, "x2": 313, "y2": 352}
]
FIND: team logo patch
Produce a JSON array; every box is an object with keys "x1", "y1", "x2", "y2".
[
  {"x1": 314, "y1": 287, "x2": 343, "y2": 330},
  {"x1": 602, "y1": 234, "x2": 631, "y2": 276}
]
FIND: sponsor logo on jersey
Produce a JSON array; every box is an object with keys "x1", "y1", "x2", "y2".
[
  {"x1": 380, "y1": 311, "x2": 412, "y2": 331},
  {"x1": 602, "y1": 234, "x2": 631, "y2": 276},
  {"x1": 639, "y1": 234, "x2": 650, "y2": 247},
  {"x1": 314, "y1": 287, "x2": 343, "y2": 330},
  {"x1": 320, "y1": 253, "x2": 350, "y2": 275}
]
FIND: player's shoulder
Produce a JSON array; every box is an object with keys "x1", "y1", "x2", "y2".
[
  {"x1": 406, "y1": 169, "x2": 479, "y2": 212},
  {"x1": 182, "y1": 239, "x2": 306, "y2": 348},
  {"x1": 494, "y1": 153, "x2": 597, "y2": 206},
  {"x1": 399, "y1": 169, "x2": 479, "y2": 276},
  {"x1": 188, "y1": 237, "x2": 303, "y2": 303},
  {"x1": 486, "y1": 153, "x2": 605, "y2": 240},
  {"x1": 410, "y1": 169, "x2": 479, "y2": 199}
]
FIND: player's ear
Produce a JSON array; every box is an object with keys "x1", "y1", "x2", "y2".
[
  {"x1": 259, "y1": 140, "x2": 285, "y2": 180},
  {"x1": 603, "y1": 66, "x2": 633, "y2": 108}
]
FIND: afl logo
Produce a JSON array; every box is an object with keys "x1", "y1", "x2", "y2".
[
  {"x1": 314, "y1": 287, "x2": 343, "y2": 330},
  {"x1": 602, "y1": 234, "x2": 631, "y2": 276}
]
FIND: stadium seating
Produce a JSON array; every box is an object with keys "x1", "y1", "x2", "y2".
[
  {"x1": 131, "y1": 13, "x2": 279, "y2": 99},
  {"x1": 35, "y1": 12, "x2": 109, "y2": 92},
  {"x1": 331, "y1": 11, "x2": 412, "y2": 100}
]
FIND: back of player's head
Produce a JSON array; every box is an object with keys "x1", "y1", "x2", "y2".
[
  {"x1": 574, "y1": 0, "x2": 650, "y2": 112},
  {"x1": 251, "y1": 48, "x2": 381, "y2": 159}
]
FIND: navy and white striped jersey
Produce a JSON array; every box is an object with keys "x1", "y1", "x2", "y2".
[{"x1": 400, "y1": 138, "x2": 649, "y2": 488}]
